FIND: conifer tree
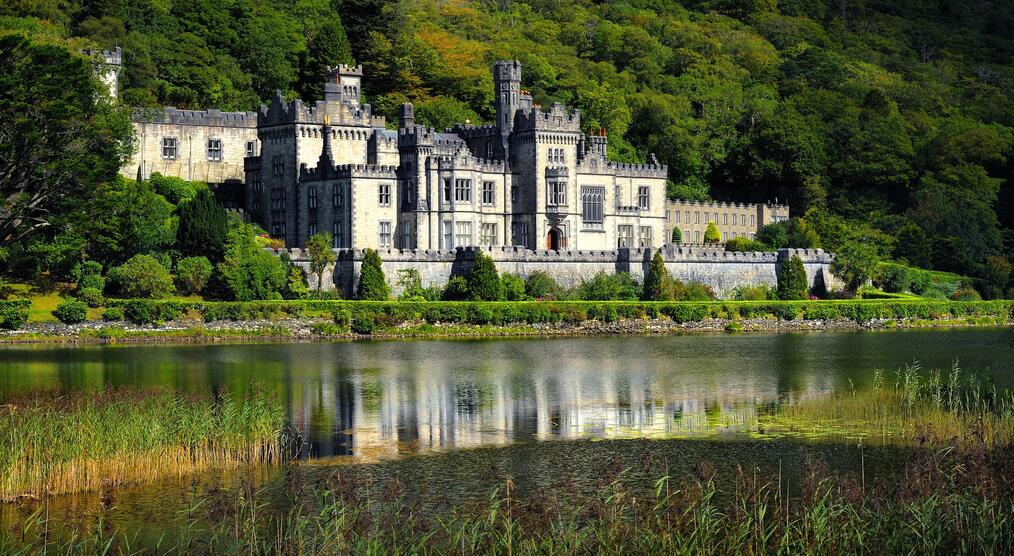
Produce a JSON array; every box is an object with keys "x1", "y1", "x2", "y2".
[
  {"x1": 356, "y1": 249, "x2": 390, "y2": 300},
  {"x1": 671, "y1": 228, "x2": 682, "y2": 244},
  {"x1": 468, "y1": 251, "x2": 504, "y2": 301},
  {"x1": 704, "y1": 222, "x2": 721, "y2": 244},
  {"x1": 177, "y1": 188, "x2": 228, "y2": 262},
  {"x1": 642, "y1": 251, "x2": 673, "y2": 301},
  {"x1": 777, "y1": 254, "x2": 809, "y2": 300}
]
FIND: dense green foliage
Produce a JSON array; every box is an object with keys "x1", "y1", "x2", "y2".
[
  {"x1": 216, "y1": 223, "x2": 287, "y2": 301},
  {"x1": 777, "y1": 255, "x2": 809, "y2": 300},
  {"x1": 643, "y1": 251, "x2": 674, "y2": 301},
  {"x1": 108, "y1": 254, "x2": 175, "y2": 299},
  {"x1": 175, "y1": 256, "x2": 213, "y2": 295},
  {"x1": 468, "y1": 252, "x2": 504, "y2": 301},
  {"x1": 176, "y1": 187, "x2": 228, "y2": 262},
  {"x1": 356, "y1": 249, "x2": 390, "y2": 300},
  {"x1": 704, "y1": 222, "x2": 722, "y2": 244}
]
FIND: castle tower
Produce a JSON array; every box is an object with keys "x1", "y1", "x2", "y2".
[
  {"x1": 493, "y1": 60, "x2": 522, "y2": 136},
  {"x1": 324, "y1": 64, "x2": 364, "y2": 107},
  {"x1": 83, "y1": 47, "x2": 122, "y2": 99},
  {"x1": 398, "y1": 102, "x2": 415, "y2": 129}
]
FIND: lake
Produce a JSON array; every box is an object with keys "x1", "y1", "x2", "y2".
[{"x1": 1, "y1": 328, "x2": 1012, "y2": 544}]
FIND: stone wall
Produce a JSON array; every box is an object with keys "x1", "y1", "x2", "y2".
[{"x1": 277, "y1": 246, "x2": 839, "y2": 299}]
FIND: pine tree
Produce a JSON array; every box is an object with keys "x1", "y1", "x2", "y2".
[
  {"x1": 177, "y1": 188, "x2": 228, "y2": 262},
  {"x1": 468, "y1": 251, "x2": 504, "y2": 301},
  {"x1": 704, "y1": 222, "x2": 721, "y2": 244},
  {"x1": 671, "y1": 227, "x2": 682, "y2": 244},
  {"x1": 642, "y1": 251, "x2": 673, "y2": 300},
  {"x1": 356, "y1": 249, "x2": 390, "y2": 300},
  {"x1": 777, "y1": 254, "x2": 809, "y2": 300}
]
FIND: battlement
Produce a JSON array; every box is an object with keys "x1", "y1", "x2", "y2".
[
  {"x1": 83, "y1": 47, "x2": 121, "y2": 65},
  {"x1": 327, "y1": 64, "x2": 363, "y2": 77},
  {"x1": 258, "y1": 90, "x2": 384, "y2": 127},
  {"x1": 133, "y1": 106, "x2": 257, "y2": 128},
  {"x1": 667, "y1": 199, "x2": 790, "y2": 212},
  {"x1": 515, "y1": 102, "x2": 582, "y2": 132},
  {"x1": 435, "y1": 154, "x2": 506, "y2": 173},
  {"x1": 607, "y1": 159, "x2": 667, "y2": 178}
]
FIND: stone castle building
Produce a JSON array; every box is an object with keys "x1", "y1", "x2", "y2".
[
  {"x1": 244, "y1": 61, "x2": 668, "y2": 251},
  {"x1": 666, "y1": 199, "x2": 789, "y2": 244}
]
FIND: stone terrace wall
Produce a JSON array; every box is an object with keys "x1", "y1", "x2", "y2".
[{"x1": 278, "y1": 246, "x2": 839, "y2": 299}]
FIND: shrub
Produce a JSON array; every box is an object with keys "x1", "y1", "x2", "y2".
[
  {"x1": 312, "y1": 322, "x2": 346, "y2": 335},
  {"x1": 877, "y1": 264, "x2": 911, "y2": 294},
  {"x1": 642, "y1": 251, "x2": 673, "y2": 301},
  {"x1": 725, "y1": 237, "x2": 770, "y2": 252},
  {"x1": 217, "y1": 223, "x2": 288, "y2": 301},
  {"x1": 831, "y1": 242, "x2": 879, "y2": 293},
  {"x1": 356, "y1": 249, "x2": 390, "y2": 300},
  {"x1": 306, "y1": 232, "x2": 336, "y2": 295},
  {"x1": 587, "y1": 303, "x2": 619, "y2": 322},
  {"x1": 284, "y1": 266, "x2": 310, "y2": 300},
  {"x1": 577, "y1": 271, "x2": 640, "y2": 301},
  {"x1": 525, "y1": 271, "x2": 561, "y2": 300},
  {"x1": 777, "y1": 255, "x2": 809, "y2": 300},
  {"x1": 176, "y1": 256, "x2": 213, "y2": 295},
  {"x1": 102, "y1": 306, "x2": 124, "y2": 321},
  {"x1": 53, "y1": 299, "x2": 88, "y2": 324},
  {"x1": 124, "y1": 299, "x2": 158, "y2": 324},
  {"x1": 682, "y1": 282, "x2": 717, "y2": 301},
  {"x1": 110, "y1": 255, "x2": 175, "y2": 299},
  {"x1": 351, "y1": 314, "x2": 375, "y2": 335},
  {"x1": 501, "y1": 273, "x2": 527, "y2": 301},
  {"x1": 74, "y1": 260, "x2": 105, "y2": 292},
  {"x1": 951, "y1": 287, "x2": 982, "y2": 301},
  {"x1": 671, "y1": 227, "x2": 682, "y2": 244},
  {"x1": 468, "y1": 252, "x2": 503, "y2": 301},
  {"x1": 0, "y1": 300, "x2": 30, "y2": 330},
  {"x1": 77, "y1": 287, "x2": 104, "y2": 308},
  {"x1": 732, "y1": 284, "x2": 776, "y2": 301},
  {"x1": 331, "y1": 307, "x2": 352, "y2": 332},
  {"x1": 442, "y1": 275, "x2": 470, "y2": 301},
  {"x1": 703, "y1": 222, "x2": 721, "y2": 244},
  {"x1": 176, "y1": 187, "x2": 228, "y2": 261}
]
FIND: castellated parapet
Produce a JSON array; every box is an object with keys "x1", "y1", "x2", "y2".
[{"x1": 133, "y1": 107, "x2": 258, "y2": 127}]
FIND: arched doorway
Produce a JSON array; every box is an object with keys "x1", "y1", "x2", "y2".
[{"x1": 546, "y1": 228, "x2": 561, "y2": 251}]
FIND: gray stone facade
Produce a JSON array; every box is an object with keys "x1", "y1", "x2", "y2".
[{"x1": 279, "y1": 246, "x2": 838, "y2": 299}]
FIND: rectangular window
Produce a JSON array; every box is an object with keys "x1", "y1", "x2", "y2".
[
  {"x1": 723, "y1": 214, "x2": 728, "y2": 226},
  {"x1": 480, "y1": 223, "x2": 497, "y2": 245},
  {"x1": 272, "y1": 155, "x2": 285, "y2": 176},
  {"x1": 617, "y1": 225, "x2": 634, "y2": 248},
  {"x1": 443, "y1": 179, "x2": 452, "y2": 203},
  {"x1": 378, "y1": 183, "x2": 391, "y2": 206},
  {"x1": 750, "y1": 214, "x2": 755, "y2": 227},
  {"x1": 695, "y1": 212, "x2": 700, "y2": 224},
  {"x1": 639, "y1": 226, "x2": 653, "y2": 248},
  {"x1": 638, "y1": 186, "x2": 650, "y2": 210},
  {"x1": 308, "y1": 186, "x2": 318, "y2": 209},
  {"x1": 308, "y1": 222, "x2": 317, "y2": 236},
  {"x1": 161, "y1": 137, "x2": 177, "y2": 160},
  {"x1": 455, "y1": 221, "x2": 472, "y2": 247},
  {"x1": 378, "y1": 221, "x2": 392, "y2": 248},
  {"x1": 332, "y1": 221, "x2": 340, "y2": 247},
  {"x1": 581, "y1": 187, "x2": 605, "y2": 224},
  {"x1": 685, "y1": 211, "x2": 690, "y2": 224},
  {"x1": 333, "y1": 185, "x2": 340, "y2": 208},
  {"x1": 207, "y1": 139, "x2": 222, "y2": 162},
  {"x1": 548, "y1": 181, "x2": 567, "y2": 206},
  {"x1": 246, "y1": 141, "x2": 256, "y2": 157},
  {"x1": 401, "y1": 222, "x2": 413, "y2": 249},
  {"x1": 511, "y1": 222, "x2": 529, "y2": 247},
  {"x1": 454, "y1": 179, "x2": 471, "y2": 203},
  {"x1": 695, "y1": 230, "x2": 700, "y2": 242},
  {"x1": 722, "y1": 232, "x2": 728, "y2": 242},
  {"x1": 443, "y1": 221, "x2": 453, "y2": 249},
  {"x1": 482, "y1": 181, "x2": 495, "y2": 205},
  {"x1": 683, "y1": 229, "x2": 689, "y2": 244},
  {"x1": 510, "y1": 185, "x2": 518, "y2": 203},
  {"x1": 740, "y1": 214, "x2": 746, "y2": 226},
  {"x1": 673, "y1": 210, "x2": 680, "y2": 224}
]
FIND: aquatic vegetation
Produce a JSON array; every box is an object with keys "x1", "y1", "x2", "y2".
[
  {"x1": 759, "y1": 364, "x2": 1014, "y2": 448},
  {"x1": 0, "y1": 388, "x2": 286, "y2": 500},
  {"x1": 5, "y1": 449, "x2": 1012, "y2": 555}
]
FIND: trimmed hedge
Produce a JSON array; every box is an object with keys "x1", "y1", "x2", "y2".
[
  {"x1": 90, "y1": 298, "x2": 1014, "y2": 330},
  {"x1": 0, "y1": 300, "x2": 31, "y2": 330}
]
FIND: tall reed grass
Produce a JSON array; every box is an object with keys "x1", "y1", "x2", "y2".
[
  {"x1": 759, "y1": 363, "x2": 1014, "y2": 447},
  {"x1": 0, "y1": 388, "x2": 285, "y2": 500}
]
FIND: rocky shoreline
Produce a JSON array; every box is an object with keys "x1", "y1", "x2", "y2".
[{"x1": 1, "y1": 315, "x2": 1010, "y2": 345}]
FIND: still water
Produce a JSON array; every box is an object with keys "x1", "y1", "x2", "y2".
[{"x1": 2, "y1": 328, "x2": 1013, "y2": 459}]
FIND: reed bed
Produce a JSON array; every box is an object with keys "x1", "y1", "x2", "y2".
[
  {"x1": 7, "y1": 447, "x2": 1012, "y2": 555},
  {"x1": 0, "y1": 388, "x2": 285, "y2": 500},
  {"x1": 759, "y1": 363, "x2": 1014, "y2": 447}
]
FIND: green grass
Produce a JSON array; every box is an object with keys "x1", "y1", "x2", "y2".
[{"x1": 0, "y1": 388, "x2": 286, "y2": 500}]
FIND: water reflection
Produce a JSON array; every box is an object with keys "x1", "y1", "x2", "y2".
[{"x1": 1, "y1": 329, "x2": 1012, "y2": 459}]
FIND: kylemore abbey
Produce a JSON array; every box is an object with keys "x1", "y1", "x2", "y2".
[{"x1": 96, "y1": 50, "x2": 789, "y2": 253}]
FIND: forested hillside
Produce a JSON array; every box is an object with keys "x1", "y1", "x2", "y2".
[{"x1": 1, "y1": 0, "x2": 1012, "y2": 296}]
